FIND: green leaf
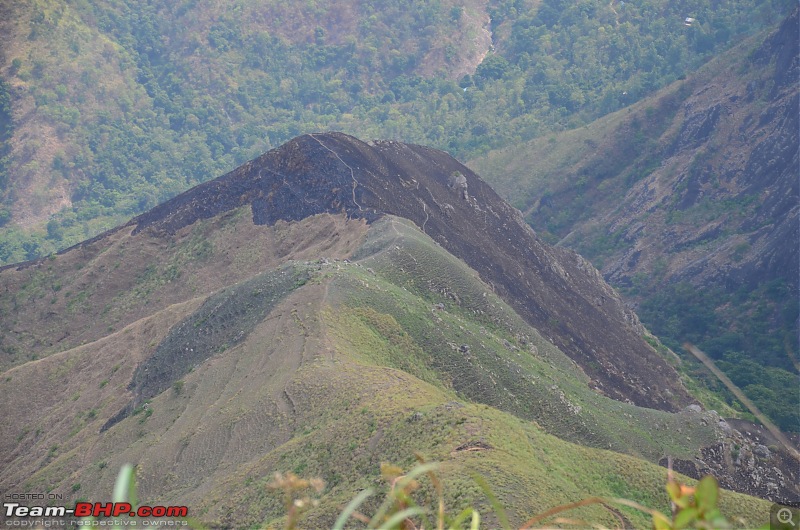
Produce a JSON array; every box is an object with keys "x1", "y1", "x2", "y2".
[
  {"x1": 653, "y1": 515, "x2": 674, "y2": 530},
  {"x1": 653, "y1": 519, "x2": 672, "y2": 530},
  {"x1": 673, "y1": 495, "x2": 691, "y2": 510},
  {"x1": 112, "y1": 464, "x2": 137, "y2": 507},
  {"x1": 368, "y1": 463, "x2": 436, "y2": 528},
  {"x1": 449, "y1": 507, "x2": 478, "y2": 530},
  {"x1": 470, "y1": 510, "x2": 481, "y2": 530},
  {"x1": 401, "y1": 461, "x2": 440, "y2": 482},
  {"x1": 695, "y1": 476, "x2": 719, "y2": 511},
  {"x1": 380, "y1": 506, "x2": 426, "y2": 529},
  {"x1": 666, "y1": 481, "x2": 681, "y2": 502},
  {"x1": 673, "y1": 507, "x2": 699, "y2": 529}
]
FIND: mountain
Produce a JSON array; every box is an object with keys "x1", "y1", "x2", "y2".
[
  {"x1": 0, "y1": 0, "x2": 793, "y2": 263},
  {"x1": 3, "y1": 132, "x2": 692, "y2": 410},
  {"x1": 470, "y1": 9, "x2": 799, "y2": 431},
  {"x1": 0, "y1": 133, "x2": 795, "y2": 527}
]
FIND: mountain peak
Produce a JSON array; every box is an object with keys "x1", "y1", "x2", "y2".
[
  {"x1": 121, "y1": 132, "x2": 693, "y2": 411},
  {"x1": 3, "y1": 134, "x2": 796, "y2": 521}
]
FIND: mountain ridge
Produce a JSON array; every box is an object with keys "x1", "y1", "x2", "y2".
[
  {"x1": 1, "y1": 134, "x2": 797, "y2": 527},
  {"x1": 114, "y1": 131, "x2": 692, "y2": 412}
]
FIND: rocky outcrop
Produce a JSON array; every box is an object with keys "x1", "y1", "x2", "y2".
[
  {"x1": 128, "y1": 132, "x2": 692, "y2": 411},
  {"x1": 661, "y1": 412, "x2": 800, "y2": 503},
  {"x1": 473, "y1": 11, "x2": 798, "y2": 393}
]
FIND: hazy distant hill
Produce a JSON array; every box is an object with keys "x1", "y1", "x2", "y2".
[
  {"x1": 0, "y1": 0, "x2": 792, "y2": 262},
  {"x1": 470, "y1": 9, "x2": 799, "y2": 431},
  {"x1": 1, "y1": 133, "x2": 793, "y2": 527}
]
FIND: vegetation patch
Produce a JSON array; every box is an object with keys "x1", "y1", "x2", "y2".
[{"x1": 103, "y1": 262, "x2": 313, "y2": 430}]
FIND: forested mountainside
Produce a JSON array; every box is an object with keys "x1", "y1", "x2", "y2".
[
  {"x1": 470, "y1": 8, "x2": 799, "y2": 432},
  {"x1": 1, "y1": 134, "x2": 792, "y2": 528},
  {"x1": 0, "y1": 0, "x2": 793, "y2": 263}
]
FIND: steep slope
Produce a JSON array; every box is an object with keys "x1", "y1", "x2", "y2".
[
  {"x1": 2, "y1": 134, "x2": 797, "y2": 527},
  {"x1": 0, "y1": 215, "x2": 781, "y2": 527},
  {"x1": 0, "y1": 0, "x2": 493, "y2": 238},
  {"x1": 113, "y1": 132, "x2": 693, "y2": 411},
  {"x1": 470, "y1": 10, "x2": 799, "y2": 430}
]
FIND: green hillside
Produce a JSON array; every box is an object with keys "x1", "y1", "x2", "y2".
[
  {"x1": 469, "y1": 11, "x2": 799, "y2": 432},
  {"x1": 0, "y1": 0, "x2": 793, "y2": 263},
  {"x1": 0, "y1": 213, "x2": 771, "y2": 528}
]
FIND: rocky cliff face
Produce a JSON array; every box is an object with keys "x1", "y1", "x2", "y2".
[
  {"x1": 473, "y1": 7, "x2": 798, "y2": 295},
  {"x1": 122, "y1": 132, "x2": 693, "y2": 411},
  {"x1": 662, "y1": 412, "x2": 800, "y2": 503},
  {"x1": 469, "y1": 10, "x2": 799, "y2": 404},
  {"x1": 598, "y1": 8, "x2": 798, "y2": 294}
]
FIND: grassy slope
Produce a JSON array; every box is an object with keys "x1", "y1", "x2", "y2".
[
  {"x1": 0, "y1": 215, "x2": 770, "y2": 528},
  {"x1": 0, "y1": 208, "x2": 368, "y2": 371},
  {"x1": 334, "y1": 218, "x2": 719, "y2": 461}
]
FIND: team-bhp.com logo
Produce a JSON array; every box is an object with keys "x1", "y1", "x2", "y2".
[{"x1": 4, "y1": 502, "x2": 188, "y2": 525}]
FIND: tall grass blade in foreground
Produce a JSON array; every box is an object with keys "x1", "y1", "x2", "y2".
[
  {"x1": 684, "y1": 343, "x2": 800, "y2": 462},
  {"x1": 332, "y1": 488, "x2": 374, "y2": 530},
  {"x1": 112, "y1": 463, "x2": 137, "y2": 505}
]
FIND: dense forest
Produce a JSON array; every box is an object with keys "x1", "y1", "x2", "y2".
[
  {"x1": 0, "y1": 0, "x2": 792, "y2": 262},
  {"x1": 637, "y1": 279, "x2": 798, "y2": 430}
]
